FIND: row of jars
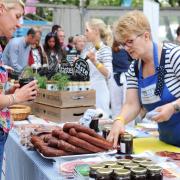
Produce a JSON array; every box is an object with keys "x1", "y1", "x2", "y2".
[
  {"x1": 89, "y1": 158, "x2": 163, "y2": 180},
  {"x1": 46, "y1": 81, "x2": 91, "y2": 91}
]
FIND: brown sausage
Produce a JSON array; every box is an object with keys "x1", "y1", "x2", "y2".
[
  {"x1": 57, "y1": 139, "x2": 91, "y2": 154},
  {"x1": 77, "y1": 132, "x2": 113, "y2": 150},
  {"x1": 52, "y1": 130, "x2": 69, "y2": 140},
  {"x1": 47, "y1": 137, "x2": 60, "y2": 148},
  {"x1": 31, "y1": 136, "x2": 44, "y2": 145},
  {"x1": 38, "y1": 144, "x2": 72, "y2": 157},
  {"x1": 39, "y1": 134, "x2": 53, "y2": 143},
  {"x1": 69, "y1": 128, "x2": 77, "y2": 136},
  {"x1": 67, "y1": 136, "x2": 104, "y2": 153},
  {"x1": 63, "y1": 123, "x2": 104, "y2": 140}
]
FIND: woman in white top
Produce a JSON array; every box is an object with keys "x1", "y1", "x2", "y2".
[{"x1": 85, "y1": 19, "x2": 113, "y2": 117}]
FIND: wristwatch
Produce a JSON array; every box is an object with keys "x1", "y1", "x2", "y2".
[{"x1": 172, "y1": 101, "x2": 180, "y2": 113}]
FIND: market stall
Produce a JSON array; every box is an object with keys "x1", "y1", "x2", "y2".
[{"x1": 4, "y1": 117, "x2": 180, "y2": 180}]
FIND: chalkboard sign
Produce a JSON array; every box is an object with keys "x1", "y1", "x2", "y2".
[
  {"x1": 73, "y1": 58, "x2": 90, "y2": 81},
  {"x1": 66, "y1": 49, "x2": 78, "y2": 65},
  {"x1": 59, "y1": 60, "x2": 74, "y2": 79}
]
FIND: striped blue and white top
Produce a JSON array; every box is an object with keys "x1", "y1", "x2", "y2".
[{"x1": 126, "y1": 42, "x2": 180, "y2": 98}]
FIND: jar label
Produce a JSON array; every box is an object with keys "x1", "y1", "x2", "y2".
[{"x1": 120, "y1": 142, "x2": 126, "y2": 153}]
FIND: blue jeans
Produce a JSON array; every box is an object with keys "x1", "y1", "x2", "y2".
[{"x1": 0, "y1": 129, "x2": 8, "y2": 180}]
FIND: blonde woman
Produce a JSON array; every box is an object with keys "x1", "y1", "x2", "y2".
[
  {"x1": 85, "y1": 18, "x2": 113, "y2": 117},
  {"x1": 107, "y1": 11, "x2": 180, "y2": 147},
  {"x1": 0, "y1": 0, "x2": 38, "y2": 175}
]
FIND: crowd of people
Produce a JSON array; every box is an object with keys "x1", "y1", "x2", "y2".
[{"x1": 0, "y1": 0, "x2": 180, "y2": 179}]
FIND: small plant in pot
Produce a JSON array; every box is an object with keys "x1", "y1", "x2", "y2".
[
  {"x1": 51, "y1": 73, "x2": 70, "y2": 91},
  {"x1": 34, "y1": 74, "x2": 47, "y2": 89},
  {"x1": 19, "y1": 67, "x2": 34, "y2": 87}
]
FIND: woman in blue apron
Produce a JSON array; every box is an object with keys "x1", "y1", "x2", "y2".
[{"x1": 107, "y1": 10, "x2": 180, "y2": 148}]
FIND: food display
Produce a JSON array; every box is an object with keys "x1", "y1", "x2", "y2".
[
  {"x1": 14, "y1": 124, "x2": 61, "y2": 149},
  {"x1": 74, "y1": 157, "x2": 163, "y2": 180},
  {"x1": 31, "y1": 123, "x2": 113, "y2": 157}
]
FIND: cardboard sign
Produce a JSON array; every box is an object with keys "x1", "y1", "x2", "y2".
[{"x1": 73, "y1": 58, "x2": 90, "y2": 81}]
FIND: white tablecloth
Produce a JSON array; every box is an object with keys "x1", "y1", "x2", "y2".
[{"x1": 5, "y1": 131, "x2": 63, "y2": 180}]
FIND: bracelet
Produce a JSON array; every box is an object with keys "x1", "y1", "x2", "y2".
[
  {"x1": 7, "y1": 95, "x2": 12, "y2": 107},
  {"x1": 115, "y1": 115, "x2": 125, "y2": 124},
  {"x1": 96, "y1": 62, "x2": 103, "y2": 69},
  {"x1": 11, "y1": 94, "x2": 17, "y2": 104}
]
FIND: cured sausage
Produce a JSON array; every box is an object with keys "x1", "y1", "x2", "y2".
[
  {"x1": 52, "y1": 130, "x2": 70, "y2": 140},
  {"x1": 47, "y1": 137, "x2": 60, "y2": 148},
  {"x1": 77, "y1": 132, "x2": 113, "y2": 150},
  {"x1": 69, "y1": 128, "x2": 77, "y2": 136},
  {"x1": 39, "y1": 134, "x2": 53, "y2": 143},
  {"x1": 38, "y1": 144, "x2": 72, "y2": 157},
  {"x1": 31, "y1": 135, "x2": 44, "y2": 145},
  {"x1": 63, "y1": 123, "x2": 104, "y2": 140},
  {"x1": 67, "y1": 136, "x2": 104, "y2": 153}
]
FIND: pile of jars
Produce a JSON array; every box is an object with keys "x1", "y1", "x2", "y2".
[
  {"x1": 64, "y1": 81, "x2": 91, "y2": 91},
  {"x1": 102, "y1": 125, "x2": 133, "y2": 155},
  {"x1": 89, "y1": 157, "x2": 163, "y2": 180}
]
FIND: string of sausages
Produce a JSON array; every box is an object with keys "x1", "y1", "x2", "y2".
[{"x1": 31, "y1": 123, "x2": 113, "y2": 157}]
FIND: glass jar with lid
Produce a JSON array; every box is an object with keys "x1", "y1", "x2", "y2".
[
  {"x1": 139, "y1": 161, "x2": 155, "y2": 168},
  {"x1": 124, "y1": 163, "x2": 139, "y2": 170},
  {"x1": 89, "y1": 163, "x2": 105, "y2": 179},
  {"x1": 102, "y1": 125, "x2": 112, "y2": 139},
  {"x1": 117, "y1": 159, "x2": 132, "y2": 166},
  {"x1": 102, "y1": 161, "x2": 117, "y2": 168},
  {"x1": 111, "y1": 164, "x2": 124, "y2": 171},
  {"x1": 131, "y1": 167, "x2": 147, "y2": 180},
  {"x1": 147, "y1": 166, "x2": 163, "y2": 180},
  {"x1": 119, "y1": 133, "x2": 133, "y2": 154},
  {"x1": 114, "y1": 169, "x2": 131, "y2": 180},
  {"x1": 132, "y1": 158, "x2": 149, "y2": 164},
  {"x1": 96, "y1": 167, "x2": 113, "y2": 180}
]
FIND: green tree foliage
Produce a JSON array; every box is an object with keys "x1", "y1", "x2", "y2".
[{"x1": 36, "y1": 0, "x2": 180, "y2": 7}]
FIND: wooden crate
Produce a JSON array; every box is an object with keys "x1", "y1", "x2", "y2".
[
  {"x1": 34, "y1": 89, "x2": 96, "y2": 108},
  {"x1": 32, "y1": 102, "x2": 95, "y2": 123}
]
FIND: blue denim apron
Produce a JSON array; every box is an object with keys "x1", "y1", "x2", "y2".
[{"x1": 138, "y1": 42, "x2": 180, "y2": 147}]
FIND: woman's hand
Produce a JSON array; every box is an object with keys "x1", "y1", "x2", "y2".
[
  {"x1": 6, "y1": 82, "x2": 20, "y2": 95},
  {"x1": 86, "y1": 50, "x2": 96, "y2": 64},
  {"x1": 14, "y1": 80, "x2": 38, "y2": 103},
  {"x1": 107, "y1": 120, "x2": 125, "y2": 148},
  {"x1": 152, "y1": 103, "x2": 174, "y2": 123}
]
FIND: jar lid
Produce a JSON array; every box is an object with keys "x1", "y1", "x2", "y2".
[
  {"x1": 147, "y1": 166, "x2": 162, "y2": 173},
  {"x1": 103, "y1": 161, "x2": 117, "y2": 166},
  {"x1": 125, "y1": 163, "x2": 139, "y2": 169},
  {"x1": 110, "y1": 165, "x2": 124, "y2": 170},
  {"x1": 121, "y1": 134, "x2": 133, "y2": 141},
  {"x1": 96, "y1": 168, "x2": 113, "y2": 175},
  {"x1": 117, "y1": 159, "x2": 132, "y2": 165},
  {"x1": 131, "y1": 167, "x2": 147, "y2": 174},
  {"x1": 114, "y1": 169, "x2": 131, "y2": 176},
  {"x1": 140, "y1": 162, "x2": 155, "y2": 168},
  {"x1": 132, "y1": 157, "x2": 148, "y2": 163},
  {"x1": 90, "y1": 163, "x2": 105, "y2": 170},
  {"x1": 103, "y1": 125, "x2": 112, "y2": 131}
]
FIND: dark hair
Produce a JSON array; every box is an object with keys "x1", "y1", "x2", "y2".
[
  {"x1": 68, "y1": 36, "x2": 74, "y2": 43},
  {"x1": 112, "y1": 40, "x2": 120, "y2": 53},
  {"x1": 27, "y1": 28, "x2": 36, "y2": 36},
  {"x1": 52, "y1": 25, "x2": 61, "y2": 33},
  {"x1": 176, "y1": 26, "x2": 180, "y2": 36},
  {"x1": 43, "y1": 32, "x2": 64, "y2": 59},
  {"x1": 27, "y1": 27, "x2": 42, "y2": 37}
]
